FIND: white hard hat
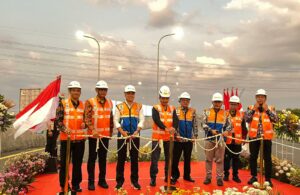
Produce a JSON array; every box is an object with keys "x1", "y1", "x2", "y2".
[
  {"x1": 212, "y1": 92, "x2": 223, "y2": 101},
  {"x1": 68, "y1": 81, "x2": 81, "y2": 89},
  {"x1": 159, "y1": 85, "x2": 171, "y2": 98},
  {"x1": 256, "y1": 89, "x2": 267, "y2": 96},
  {"x1": 178, "y1": 92, "x2": 191, "y2": 100},
  {"x1": 124, "y1": 85, "x2": 136, "y2": 93},
  {"x1": 96, "y1": 80, "x2": 108, "y2": 89},
  {"x1": 229, "y1": 95, "x2": 240, "y2": 103}
]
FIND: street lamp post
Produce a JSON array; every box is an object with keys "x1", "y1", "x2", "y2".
[
  {"x1": 76, "y1": 31, "x2": 101, "y2": 81},
  {"x1": 118, "y1": 66, "x2": 133, "y2": 84},
  {"x1": 157, "y1": 33, "x2": 175, "y2": 94},
  {"x1": 165, "y1": 66, "x2": 180, "y2": 84}
]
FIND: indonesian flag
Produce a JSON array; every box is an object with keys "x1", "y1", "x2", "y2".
[
  {"x1": 13, "y1": 76, "x2": 61, "y2": 139},
  {"x1": 224, "y1": 88, "x2": 230, "y2": 110}
]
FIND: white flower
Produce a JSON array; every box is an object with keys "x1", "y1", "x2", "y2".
[
  {"x1": 279, "y1": 170, "x2": 284, "y2": 174},
  {"x1": 264, "y1": 181, "x2": 270, "y2": 187},
  {"x1": 266, "y1": 186, "x2": 272, "y2": 191},
  {"x1": 276, "y1": 166, "x2": 281, "y2": 170},
  {"x1": 242, "y1": 186, "x2": 249, "y2": 191},
  {"x1": 253, "y1": 181, "x2": 260, "y2": 188},
  {"x1": 287, "y1": 164, "x2": 292, "y2": 168},
  {"x1": 287, "y1": 111, "x2": 291, "y2": 114},
  {"x1": 275, "y1": 173, "x2": 279, "y2": 176},
  {"x1": 282, "y1": 109, "x2": 286, "y2": 113},
  {"x1": 286, "y1": 173, "x2": 291, "y2": 177},
  {"x1": 283, "y1": 167, "x2": 289, "y2": 171},
  {"x1": 290, "y1": 167, "x2": 296, "y2": 172}
]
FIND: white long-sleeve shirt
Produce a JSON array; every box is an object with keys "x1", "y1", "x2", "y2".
[{"x1": 113, "y1": 100, "x2": 145, "y2": 130}]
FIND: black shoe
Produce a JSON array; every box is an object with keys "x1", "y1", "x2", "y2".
[
  {"x1": 233, "y1": 176, "x2": 241, "y2": 183},
  {"x1": 59, "y1": 186, "x2": 73, "y2": 194},
  {"x1": 98, "y1": 180, "x2": 109, "y2": 189},
  {"x1": 265, "y1": 179, "x2": 273, "y2": 187},
  {"x1": 248, "y1": 177, "x2": 257, "y2": 185},
  {"x1": 150, "y1": 178, "x2": 156, "y2": 187},
  {"x1": 170, "y1": 178, "x2": 177, "y2": 185},
  {"x1": 217, "y1": 179, "x2": 224, "y2": 186},
  {"x1": 88, "y1": 182, "x2": 95, "y2": 191},
  {"x1": 115, "y1": 183, "x2": 123, "y2": 190},
  {"x1": 72, "y1": 186, "x2": 82, "y2": 192},
  {"x1": 131, "y1": 182, "x2": 141, "y2": 190},
  {"x1": 203, "y1": 178, "x2": 211, "y2": 185},
  {"x1": 184, "y1": 177, "x2": 195, "y2": 182},
  {"x1": 223, "y1": 175, "x2": 229, "y2": 181}
]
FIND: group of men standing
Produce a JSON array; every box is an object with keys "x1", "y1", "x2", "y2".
[{"x1": 55, "y1": 80, "x2": 278, "y2": 193}]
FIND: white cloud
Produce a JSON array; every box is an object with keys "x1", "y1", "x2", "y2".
[
  {"x1": 28, "y1": 51, "x2": 41, "y2": 59},
  {"x1": 175, "y1": 51, "x2": 186, "y2": 59},
  {"x1": 203, "y1": 41, "x2": 213, "y2": 48},
  {"x1": 147, "y1": 0, "x2": 169, "y2": 12},
  {"x1": 214, "y1": 36, "x2": 238, "y2": 48},
  {"x1": 76, "y1": 49, "x2": 94, "y2": 57},
  {"x1": 196, "y1": 56, "x2": 227, "y2": 65},
  {"x1": 249, "y1": 71, "x2": 273, "y2": 78},
  {"x1": 225, "y1": 0, "x2": 289, "y2": 15}
]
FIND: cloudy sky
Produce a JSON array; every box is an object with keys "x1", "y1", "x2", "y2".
[{"x1": 0, "y1": 0, "x2": 300, "y2": 111}]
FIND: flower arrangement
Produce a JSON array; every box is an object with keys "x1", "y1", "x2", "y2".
[
  {"x1": 0, "y1": 94, "x2": 15, "y2": 133},
  {"x1": 272, "y1": 157, "x2": 295, "y2": 183},
  {"x1": 146, "y1": 184, "x2": 275, "y2": 195},
  {"x1": 289, "y1": 167, "x2": 300, "y2": 187},
  {"x1": 0, "y1": 152, "x2": 49, "y2": 194},
  {"x1": 274, "y1": 110, "x2": 300, "y2": 142}
]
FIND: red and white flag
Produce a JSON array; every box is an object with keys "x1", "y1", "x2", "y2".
[{"x1": 13, "y1": 76, "x2": 61, "y2": 139}]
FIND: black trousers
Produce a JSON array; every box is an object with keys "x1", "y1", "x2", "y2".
[
  {"x1": 116, "y1": 138, "x2": 140, "y2": 185},
  {"x1": 172, "y1": 141, "x2": 193, "y2": 180},
  {"x1": 87, "y1": 137, "x2": 109, "y2": 183},
  {"x1": 45, "y1": 131, "x2": 59, "y2": 157},
  {"x1": 150, "y1": 141, "x2": 170, "y2": 179},
  {"x1": 224, "y1": 144, "x2": 242, "y2": 177},
  {"x1": 249, "y1": 139, "x2": 272, "y2": 179},
  {"x1": 59, "y1": 140, "x2": 85, "y2": 188}
]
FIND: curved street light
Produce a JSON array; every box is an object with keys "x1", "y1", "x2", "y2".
[
  {"x1": 157, "y1": 33, "x2": 175, "y2": 94},
  {"x1": 76, "y1": 31, "x2": 101, "y2": 81}
]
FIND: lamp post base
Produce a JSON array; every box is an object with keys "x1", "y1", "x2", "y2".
[{"x1": 160, "y1": 185, "x2": 177, "y2": 194}]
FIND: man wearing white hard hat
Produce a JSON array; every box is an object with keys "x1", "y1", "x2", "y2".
[
  {"x1": 246, "y1": 89, "x2": 278, "y2": 187},
  {"x1": 171, "y1": 92, "x2": 198, "y2": 184},
  {"x1": 149, "y1": 85, "x2": 179, "y2": 186},
  {"x1": 202, "y1": 92, "x2": 231, "y2": 186},
  {"x1": 223, "y1": 95, "x2": 248, "y2": 183},
  {"x1": 56, "y1": 81, "x2": 86, "y2": 193},
  {"x1": 114, "y1": 85, "x2": 145, "y2": 190},
  {"x1": 84, "y1": 80, "x2": 114, "y2": 190}
]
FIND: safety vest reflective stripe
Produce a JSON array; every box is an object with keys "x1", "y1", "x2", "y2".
[
  {"x1": 248, "y1": 105, "x2": 274, "y2": 140},
  {"x1": 61, "y1": 99, "x2": 85, "y2": 140},
  {"x1": 64, "y1": 115, "x2": 84, "y2": 119},
  {"x1": 88, "y1": 97, "x2": 112, "y2": 137},
  {"x1": 92, "y1": 115, "x2": 111, "y2": 119},
  {"x1": 226, "y1": 111, "x2": 243, "y2": 145},
  {"x1": 95, "y1": 128, "x2": 111, "y2": 132},
  {"x1": 152, "y1": 104, "x2": 174, "y2": 141}
]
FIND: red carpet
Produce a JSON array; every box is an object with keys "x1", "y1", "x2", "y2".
[{"x1": 28, "y1": 162, "x2": 299, "y2": 194}]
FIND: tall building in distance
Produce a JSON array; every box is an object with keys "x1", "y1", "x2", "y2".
[{"x1": 19, "y1": 88, "x2": 41, "y2": 112}]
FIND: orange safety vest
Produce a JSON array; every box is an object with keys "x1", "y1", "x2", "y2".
[
  {"x1": 60, "y1": 98, "x2": 85, "y2": 141},
  {"x1": 226, "y1": 111, "x2": 244, "y2": 144},
  {"x1": 87, "y1": 97, "x2": 113, "y2": 137},
  {"x1": 152, "y1": 104, "x2": 175, "y2": 141},
  {"x1": 248, "y1": 105, "x2": 275, "y2": 140}
]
